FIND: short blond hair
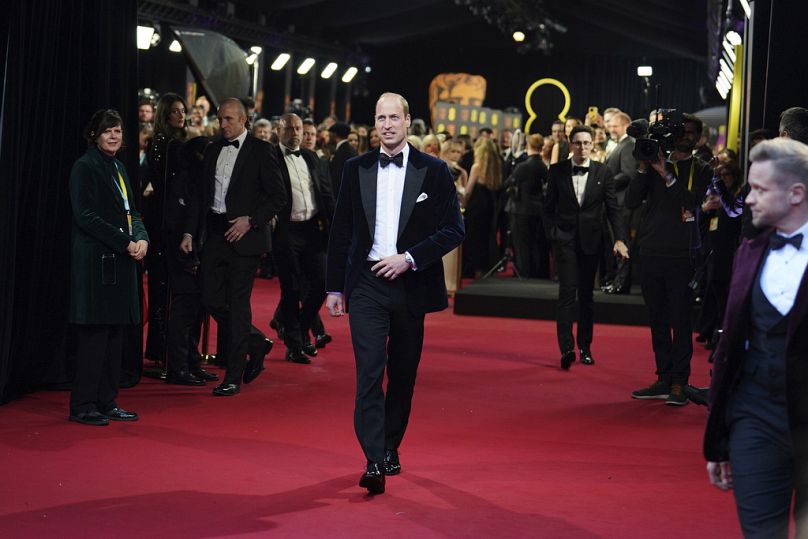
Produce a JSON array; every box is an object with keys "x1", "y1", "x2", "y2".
[
  {"x1": 750, "y1": 138, "x2": 808, "y2": 188},
  {"x1": 376, "y1": 92, "x2": 409, "y2": 116}
]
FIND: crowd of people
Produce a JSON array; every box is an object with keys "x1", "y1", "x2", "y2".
[{"x1": 71, "y1": 93, "x2": 808, "y2": 516}]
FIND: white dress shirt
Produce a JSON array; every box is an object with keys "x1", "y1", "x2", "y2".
[
  {"x1": 368, "y1": 144, "x2": 410, "y2": 261},
  {"x1": 280, "y1": 143, "x2": 318, "y2": 221},
  {"x1": 760, "y1": 218, "x2": 808, "y2": 315},
  {"x1": 212, "y1": 129, "x2": 248, "y2": 214},
  {"x1": 571, "y1": 158, "x2": 591, "y2": 205}
]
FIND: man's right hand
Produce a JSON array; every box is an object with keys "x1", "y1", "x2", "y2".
[
  {"x1": 326, "y1": 293, "x2": 344, "y2": 317},
  {"x1": 650, "y1": 149, "x2": 667, "y2": 176},
  {"x1": 707, "y1": 461, "x2": 733, "y2": 491}
]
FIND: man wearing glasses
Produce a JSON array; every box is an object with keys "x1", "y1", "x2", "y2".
[{"x1": 542, "y1": 125, "x2": 628, "y2": 370}]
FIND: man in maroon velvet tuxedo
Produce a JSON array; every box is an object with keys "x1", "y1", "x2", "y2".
[{"x1": 704, "y1": 138, "x2": 808, "y2": 538}]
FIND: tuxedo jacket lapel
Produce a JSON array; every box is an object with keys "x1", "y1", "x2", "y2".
[
  {"x1": 398, "y1": 160, "x2": 427, "y2": 239},
  {"x1": 229, "y1": 137, "x2": 252, "y2": 195},
  {"x1": 788, "y1": 251, "x2": 808, "y2": 343},
  {"x1": 581, "y1": 162, "x2": 602, "y2": 206},
  {"x1": 359, "y1": 161, "x2": 377, "y2": 241}
]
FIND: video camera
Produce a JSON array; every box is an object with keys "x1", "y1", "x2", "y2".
[{"x1": 627, "y1": 109, "x2": 685, "y2": 161}]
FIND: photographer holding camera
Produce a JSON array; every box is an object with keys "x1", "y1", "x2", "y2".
[{"x1": 627, "y1": 113, "x2": 712, "y2": 406}]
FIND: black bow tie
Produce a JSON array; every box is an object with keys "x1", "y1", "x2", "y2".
[
  {"x1": 572, "y1": 165, "x2": 589, "y2": 175},
  {"x1": 770, "y1": 233, "x2": 803, "y2": 251},
  {"x1": 379, "y1": 152, "x2": 404, "y2": 168},
  {"x1": 224, "y1": 139, "x2": 240, "y2": 149},
  {"x1": 285, "y1": 148, "x2": 301, "y2": 157}
]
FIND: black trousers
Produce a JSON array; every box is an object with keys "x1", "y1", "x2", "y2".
[
  {"x1": 640, "y1": 255, "x2": 694, "y2": 385},
  {"x1": 552, "y1": 239, "x2": 599, "y2": 354},
  {"x1": 272, "y1": 220, "x2": 327, "y2": 349},
  {"x1": 200, "y1": 218, "x2": 261, "y2": 386},
  {"x1": 728, "y1": 381, "x2": 808, "y2": 538},
  {"x1": 509, "y1": 212, "x2": 548, "y2": 278},
  {"x1": 70, "y1": 324, "x2": 123, "y2": 415},
  {"x1": 348, "y1": 264, "x2": 425, "y2": 464}
]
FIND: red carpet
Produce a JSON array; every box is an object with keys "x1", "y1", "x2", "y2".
[{"x1": 0, "y1": 277, "x2": 740, "y2": 538}]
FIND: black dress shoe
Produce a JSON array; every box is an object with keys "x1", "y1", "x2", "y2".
[
  {"x1": 359, "y1": 463, "x2": 386, "y2": 494},
  {"x1": 243, "y1": 355, "x2": 266, "y2": 384},
  {"x1": 579, "y1": 349, "x2": 595, "y2": 366},
  {"x1": 314, "y1": 333, "x2": 332, "y2": 349},
  {"x1": 101, "y1": 407, "x2": 139, "y2": 421},
  {"x1": 166, "y1": 370, "x2": 206, "y2": 386},
  {"x1": 285, "y1": 348, "x2": 311, "y2": 364},
  {"x1": 382, "y1": 449, "x2": 401, "y2": 476},
  {"x1": 269, "y1": 319, "x2": 285, "y2": 340},
  {"x1": 212, "y1": 383, "x2": 241, "y2": 396},
  {"x1": 560, "y1": 350, "x2": 575, "y2": 370},
  {"x1": 191, "y1": 368, "x2": 219, "y2": 382},
  {"x1": 69, "y1": 411, "x2": 109, "y2": 426},
  {"x1": 302, "y1": 341, "x2": 318, "y2": 357}
]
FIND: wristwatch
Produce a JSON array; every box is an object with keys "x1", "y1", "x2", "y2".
[{"x1": 404, "y1": 252, "x2": 415, "y2": 270}]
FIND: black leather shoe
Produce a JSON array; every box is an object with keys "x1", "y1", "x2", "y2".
[
  {"x1": 191, "y1": 368, "x2": 219, "y2": 382},
  {"x1": 212, "y1": 383, "x2": 240, "y2": 396},
  {"x1": 166, "y1": 370, "x2": 206, "y2": 386},
  {"x1": 101, "y1": 407, "x2": 139, "y2": 421},
  {"x1": 269, "y1": 318, "x2": 285, "y2": 341},
  {"x1": 560, "y1": 350, "x2": 575, "y2": 370},
  {"x1": 314, "y1": 333, "x2": 332, "y2": 349},
  {"x1": 69, "y1": 411, "x2": 109, "y2": 426},
  {"x1": 359, "y1": 463, "x2": 386, "y2": 494},
  {"x1": 302, "y1": 341, "x2": 318, "y2": 357},
  {"x1": 579, "y1": 349, "x2": 595, "y2": 365},
  {"x1": 244, "y1": 338, "x2": 273, "y2": 384},
  {"x1": 382, "y1": 449, "x2": 401, "y2": 476},
  {"x1": 285, "y1": 348, "x2": 311, "y2": 364}
]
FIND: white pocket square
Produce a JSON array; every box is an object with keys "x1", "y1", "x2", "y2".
[{"x1": 416, "y1": 193, "x2": 428, "y2": 202}]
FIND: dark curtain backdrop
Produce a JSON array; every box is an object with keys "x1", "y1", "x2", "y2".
[
  {"x1": 354, "y1": 49, "x2": 708, "y2": 131},
  {"x1": 0, "y1": 0, "x2": 138, "y2": 404}
]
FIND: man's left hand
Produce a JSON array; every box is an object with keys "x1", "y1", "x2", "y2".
[
  {"x1": 613, "y1": 240, "x2": 629, "y2": 259},
  {"x1": 372, "y1": 254, "x2": 410, "y2": 280},
  {"x1": 226, "y1": 216, "x2": 251, "y2": 243}
]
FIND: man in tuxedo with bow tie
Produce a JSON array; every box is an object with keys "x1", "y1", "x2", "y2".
[
  {"x1": 704, "y1": 138, "x2": 808, "y2": 538},
  {"x1": 198, "y1": 98, "x2": 286, "y2": 396},
  {"x1": 271, "y1": 113, "x2": 334, "y2": 363},
  {"x1": 543, "y1": 125, "x2": 628, "y2": 370},
  {"x1": 326, "y1": 92, "x2": 464, "y2": 494}
]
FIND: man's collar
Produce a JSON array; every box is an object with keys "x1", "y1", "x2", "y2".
[
  {"x1": 381, "y1": 143, "x2": 409, "y2": 159},
  {"x1": 228, "y1": 128, "x2": 248, "y2": 145},
  {"x1": 280, "y1": 142, "x2": 300, "y2": 153}
]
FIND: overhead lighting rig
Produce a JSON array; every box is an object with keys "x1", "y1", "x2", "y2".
[{"x1": 455, "y1": 0, "x2": 565, "y2": 54}]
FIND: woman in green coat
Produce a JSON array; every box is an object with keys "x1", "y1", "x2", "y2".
[{"x1": 68, "y1": 109, "x2": 149, "y2": 426}]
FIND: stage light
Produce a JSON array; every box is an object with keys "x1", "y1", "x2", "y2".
[
  {"x1": 246, "y1": 53, "x2": 258, "y2": 65},
  {"x1": 512, "y1": 31, "x2": 525, "y2": 42},
  {"x1": 137, "y1": 26, "x2": 155, "y2": 50},
  {"x1": 297, "y1": 57, "x2": 315, "y2": 75},
  {"x1": 270, "y1": 53, "x2": 291, "y2": 70},
  {"x1": 365, "y1": 66, "x2": 372, "y2": 73},
  {"x1": 250, "y1": 46, "x2": 263, "y2": 55},
  {"x1": 739, "y1": 0, "x2": 751, "y2": 19},
  {"x1": 341, "y1": 66, "x2": 358, "y2": 83},
  {"x1": 722, "y1": 50, "x2": 734, "y2": 69},
  {"x1": 715, "y1": 79, "x2": 729, "y2": 100},
  {"x1": 320, "y1": 62, "x2": 338, "y2": 79},
  {"x1": 169, "y1": 40, "x2": 182, "y2": 53},
  {"x1": 717, "y1": 71, "x2": 732, "y2": 90},
  {"x1": 726, "y1": 30, "x2": 742, "y2": 46},
  {"x1": 719, "y1": 58, "x2": 733, "y2": 80},
  {"x1": 637, "y1": 65, "x2": 653, "y2": 77}
]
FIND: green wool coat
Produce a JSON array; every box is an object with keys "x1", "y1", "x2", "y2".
[{"x1": 69, "y1": 147, "x2": 149, "y2": 325}]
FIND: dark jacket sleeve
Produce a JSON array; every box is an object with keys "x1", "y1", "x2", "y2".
[
  {"x1": 601, "y1": 167, "x2": 627, "y2": 243},
  {"x1": 325, "y1": 159, "x2": 355, "y2": 293},
  {"x1": 613, "y1": 142, "x2": 637, "y2": 191},
  {"x1": 252, "y1": 142, "x2": 287, "y2": 226}
]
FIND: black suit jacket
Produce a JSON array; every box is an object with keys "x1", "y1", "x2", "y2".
[
  {"x1": 198, "y1": 134, "x2": 286, "y2": 256},
  {"x1": 542, "y1": 159, "x2": 626, "y2": 255},
  {"x1": 329, "y1": 141, "x2": 357, "y2": 198},
  {"x1": 506, "y1": 154, "x2": 548, "y2": 216},
  {"x1": 604, "y1": 136, "x2": 636, "y2": 204},
  {"x1": 272, "y1": 145, "x2": 335, "y2": 245},
  {"x1": 326, "y1": 145, "x2": 465, "y2": 315}
]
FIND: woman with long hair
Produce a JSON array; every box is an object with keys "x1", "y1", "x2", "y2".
[{"x1": 463, "y1": 138, "x2": 502, "y2": 277}]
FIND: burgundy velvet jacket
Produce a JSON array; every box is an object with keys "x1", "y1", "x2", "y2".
[{"x1": 704, "y1": 228, "x2": 808, "y2": 461}]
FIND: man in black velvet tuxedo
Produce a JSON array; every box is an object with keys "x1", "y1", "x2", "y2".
[
  {"x1": 326, "y1": 92, "x2": 464, "y2": 494},
  {"x1": 543, "y1": 125, "x2": 628, "y2": 370},
  {"x1": 198, "y1": 98, "x2": 286, "y2": 396},
  {"x1": 271, "y1": 113, "x2": 334, "y2": 363}
]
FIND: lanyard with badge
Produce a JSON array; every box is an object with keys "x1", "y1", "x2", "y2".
[
  {"x1": 113, "y1": 162, "x2": 133, "y2": 235},
  {"x1": 673, "y1": 158, "x2": 696, "y2": 224}
]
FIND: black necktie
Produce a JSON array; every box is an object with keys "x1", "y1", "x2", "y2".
[
  {"x1": 379, "y1": 152, "x2": 403, "y2": 168},
  {"x1": 572, "y1": 165, "x2": 589, "y2": 175},
  {"x1": 769, "y1": 233, "x2": 803, "y2": 250},
  {"x1": 224, "y1": 139, "x2": 240, "y2": 149},
  {"x1": 285, "y1": 148, "x2": 301, "y2": 157}
]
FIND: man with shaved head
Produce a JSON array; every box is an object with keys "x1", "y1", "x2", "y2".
[
  {"x1": 326, "y1": 92, "x2": 464, "y2": 494},
  {"x1": 198, "y1": 97, "x2": 286, "y2": 396}
]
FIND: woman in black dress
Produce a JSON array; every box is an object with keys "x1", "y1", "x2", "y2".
[{"x1": 463, "y1": 138, "x2": 502, "y2": 278}]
